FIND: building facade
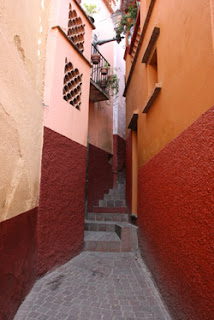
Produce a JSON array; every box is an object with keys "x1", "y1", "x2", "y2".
[
  {"x1": 0, "y1": 0, "x2": 126, "y2": 318},
  {"x1": 124, "y1": 0, "x2": 214, "y2": 319},
  {"x1": 0, "y1": 0, "x2": 93, "y2": 318}
]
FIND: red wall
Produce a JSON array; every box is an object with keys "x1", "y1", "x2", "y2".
[
  {"x1": 87, "y1": 143, "x2": 113, "y2": 211},
  {"x1": 113, "y1": 134, "x2": 126, "y2": 173},
  {"x1": 138, "y1": 106, "x2": 214, "y2": 320},
  {"x1": 126, "y1": 132, "x2": 132, "y2": 213},
  {"x1": 0, "y1": 208, "x2": 37, "y2": 320},
  {"x1": 37, "y1": 127, "x2": 87, "y2": 276}
]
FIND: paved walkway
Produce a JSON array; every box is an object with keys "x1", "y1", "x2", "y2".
[{"x1": 15, "y1": 252, "x2": 171, "y2": 320}]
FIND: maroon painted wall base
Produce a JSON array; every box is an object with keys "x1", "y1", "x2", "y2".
[
  {"x1": 138, "y1": 106, "x2": 214, "y2": 320},
  {"x1": 113, "y1": 134, "x2": 126, "y2": 173},
  {"x1": 37, "y1": 127, "x2": 87, "y2": 276},
  {"x1": 87, "y1": 143, "x2": 113, "y2": 212},
  {"x1": 126, "y1": 132, "x2": 132, "y2": 213},
  {"x1": 0, "y1": 208, "x2": 37, "y2": 320}
]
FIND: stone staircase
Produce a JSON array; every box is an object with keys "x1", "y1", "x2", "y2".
[{"x1": 84, "y1": 178, "x2": 138, "y2": 252}]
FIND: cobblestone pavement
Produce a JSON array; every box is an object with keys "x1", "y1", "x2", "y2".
[{"x1": 15, "y1": 252, "x2": 171, "y2": 320}]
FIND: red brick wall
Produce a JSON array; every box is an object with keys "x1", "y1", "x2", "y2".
[
  {"x1": 37, "y1": 127, "x2": 87, "y2": 276},
  {"x1": 0, "y1": 208, "x2": 37, "y2": 320},
  {"x1": 138, "y1": 106, "x2": 214, "y2": 320},
  {"x1": 126, "y1": 132, "x2": 132, "y2": 213},
  {"x1": 87, "y1": 144, "x2": 113, "y2": 211},
  {"x1": 113, "y1": 134, "x2": 126, "y2": 173}
]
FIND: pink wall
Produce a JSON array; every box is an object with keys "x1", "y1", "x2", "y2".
[{"x1": 44, "y1": 0, "x2": 93, "y2": 147}]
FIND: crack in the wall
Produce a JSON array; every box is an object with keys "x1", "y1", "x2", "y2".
[
  {"x1": 14, "y1": 35, "x2": 25, "y2": 62},
  {"x1": 0, "y1": 103, "x2": 25, "y2": 220},
  {"x1": 0, "y1": 103, "x2": 23, "y2": 158},
  {"x1": 3, "y1": 157, "x2": 24, "y2": 220}
]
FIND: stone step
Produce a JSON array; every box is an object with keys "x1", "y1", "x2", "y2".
[
  {"x1": 84, "y1": 231, "x2": 121, "y2": 252},
  {"x1": 93, "y1": 206, "x2": 128, "y2": 213},
  {"x1": 109, "y1": 188, "x2": 125, "y2": 196},
  {"x1": 84, "y1": 222, "x2": 138, "y2": 252},
  {"x1": 98, "y1": 199, "x2": 126, "y2": 207},
  {"x1": 104, "y1": 194, "x2": 126, "y2": 201},
  {"x1": 85, "y1": 220, "x2": 116, "y2": 232},
  {"x1": 108, "y1": 184, "x2": 126, "y2": 194},
  {"x1": 86, "y1": 212, "x2": 129, "y2": 222}
]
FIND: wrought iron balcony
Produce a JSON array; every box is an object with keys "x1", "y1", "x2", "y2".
[{"x1": 89, "y1": 44, "x2": 110, "y2": 102}]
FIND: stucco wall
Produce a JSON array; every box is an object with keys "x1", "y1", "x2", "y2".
[
  {"x1": 0, "y1": 16, "x2": 44, "y2": 222},
  {"x1": 87, "y1": 143, "x2": 113, "y2": 212},
  {"x1": 138, "y1": 106, "x2": 214, "y2": 320},
  {"x1": 125, "y1": 132, "x2": 132, "y2": 213},
  {"x1": 37, "y1": 128, "x2": 86, "y2": 276},
  {"x1": 84, "y1": 0, "x2": 114, "y2": 154},
  {"x1": 44, "y1": 0, "x2": 93, "y2": 147},
  {"x1": 0, "y1": 0, "x2": 51, "y2": 96},
  {"x1": 126, "y1": 0, "x2": 214, "y2": 166},
  {"x1": 113, "y1": 38, "x2": 126, "y2": 140},
  {"x1": 38, "y1": 0, "x2": 93, "y2": 274},
  {"x1": 0, "y1": 208, "x2": 37, "y2": 320}
]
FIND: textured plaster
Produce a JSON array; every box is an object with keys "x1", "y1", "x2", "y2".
[
  {"x1": 138, "y1": 107, "x2": 214, "y2": 320},
  {"x1": 37, "y1": 127, "x2": 87, "y2": 276},
  {"x1": 0, "y1": 0, "x2": 51, "y2": 96},
  {"x1": 125, "y1": 132, "x2": 132, "y2": 214},
  {"x1": 113, "y1": 134, "x2": 126, "y2": 173},
  {"x1": 0, "y1": 208, "x2": 37, "y2": 320},
  {"x1": 43, "y1": 1, "x2": 93, "y2": 147},
  {"x1": 87, "y1": 143, "x2": 113, "y2": 212},
  {"x1": 87, "y1": 0, "x2": 114, "y2": 154},
  {"x1": 113, "y1": 39, "x2": 126, "y2": 140},
  {"x1": 126, "y1": 0, "x2": 214, "y2": 166},
  {"x1": 0, "y1": 21, "x2": 43, "y2": 222}
]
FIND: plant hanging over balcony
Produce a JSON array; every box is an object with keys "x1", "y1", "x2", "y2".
[
  {"x1": 107, "y1": 73, "x2": 119, "y2": 96},
  {"x1": 96, "y1": 71, "x2": 119, "y2": 97},
  {"x1": 116, "y1": 1, "x2": 138, "y2": 37}
]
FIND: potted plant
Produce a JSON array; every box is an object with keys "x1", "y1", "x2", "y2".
[
  {"x1": 91, "y1": 53, "x2": 101, "y2": 64},
  {"x1": 96, "y1": 71, "x2": 119, "y2": 96},
  {"x1": 100, "y1": 62, "x2": 109, "y2": 75},
  {"x1": 83, "y1": 3, "x2": 99, "y2": 24},
  {"x1": 100, "y1": 79, "x2": 107, "y2": 89}
]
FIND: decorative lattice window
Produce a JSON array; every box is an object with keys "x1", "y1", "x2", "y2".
[
  {"x1": 67, "y1": 4, "x2": 85, "y2": 53},
  {"x1": 63, "y1": 58, "x2": 82, "y2": 110}
]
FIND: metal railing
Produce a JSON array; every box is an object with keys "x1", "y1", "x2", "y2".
[{"x1": 91, "y1": 44, "x2": 110, "y2": 96}]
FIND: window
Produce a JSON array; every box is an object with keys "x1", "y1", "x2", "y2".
[{"x1": 147, "y1": 48, "x2": 158, "y2": 95}]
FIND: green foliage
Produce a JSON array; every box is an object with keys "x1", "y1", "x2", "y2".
[
  {"x1": 107, "y1": 73, "x2": 119, "y2": 96},
  {"x1": 116, "y1": 4, "x2": 138, "y2": 36},
  {"x1": 83, "y1": 3, "x2": 99, "y2": 17}
]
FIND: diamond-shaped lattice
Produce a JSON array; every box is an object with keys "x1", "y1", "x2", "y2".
[
  {"x1": 63, "y1": 60, "x2": 82, "y2": 110},
  {"x1": 67, "y1": 4, "x2": 85, "y2": 53}
]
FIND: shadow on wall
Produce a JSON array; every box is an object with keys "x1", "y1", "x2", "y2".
[{"x1": 87, "y1": 144, "x2": 113, "y2": 212}]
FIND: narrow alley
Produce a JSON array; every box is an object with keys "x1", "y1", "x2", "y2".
[
  {"x1": 14, "y1": 252, "x2": 171, "y2": 320},
  {"x1": 0, "y1": 0, "x2": 214, "y2": 319}
]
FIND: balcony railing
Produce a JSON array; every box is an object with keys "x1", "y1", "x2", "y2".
[{"x1": 89, "y1": 44, "x2": 110, "y2": 102}]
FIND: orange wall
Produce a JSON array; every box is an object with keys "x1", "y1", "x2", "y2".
[{"x1": 126, "y1": 0, "x2": 214, "y2": 167}]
